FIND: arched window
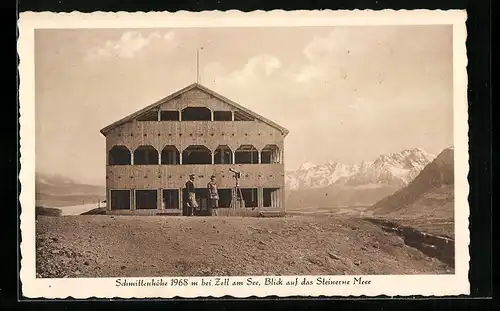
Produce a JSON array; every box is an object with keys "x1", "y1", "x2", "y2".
[
  {"x1": 108, "y1": 145, "x2": 131, "y2": 165},
  {"x1": 214, "y1": 145, "x2": 233, "y2": 164},
  {"x1": 235, "y1": 145, "x2": 259, "y2": 164},
  {"x1": 261, "y1": 144, "x2": 280, "y2": 164},
  {"x1": 161, "y1": 145, "x2": 180, "y2": 165},
  {"x1": 134, "y1": 145, "x2": 159, "y2": 165},
  {"x1": 182, "y1": 145, "x2": 212, "y2": 164},
  {"x1": 181, "y1": 107, "x2": 211, "y2": 121}
]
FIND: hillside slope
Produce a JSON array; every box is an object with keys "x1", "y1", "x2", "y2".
[
  {"x1": 36, "y1": 215, "x2": 452, "y2": 278},
  {"x1": 369, "y1": 147, "x2": 454, "y2": 218}
]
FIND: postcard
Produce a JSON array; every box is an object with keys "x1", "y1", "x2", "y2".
[{"x1": 18, "y1": 9, "x2": 469, "y2": 298}]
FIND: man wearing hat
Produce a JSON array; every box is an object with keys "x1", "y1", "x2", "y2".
[
  {"x1": 207, "y1": 175, "x2": 219, "y2": 215},
  {"x1": 185, "y1": 174, "x2": 198, "y2": 216}
]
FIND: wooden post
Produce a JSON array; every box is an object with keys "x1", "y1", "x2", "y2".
[
  {"x1": 178, "y1": 188, "x2": 183, "y2": 212},
  {"x1": 280, "y1": 187, "x2": 285, "y2": 212},
  {"x1": 106, "y1": 190, "x2": 111, "y2": 211},
  {"x1": 258, "y1": 187, "x2": 263, "y2": 209},
  {"x1": 130, "y1": 189, "x2": 136, "y2": 210},
  {"x1": 158, "y1": 189, "x2": 163, "y2": 210}
]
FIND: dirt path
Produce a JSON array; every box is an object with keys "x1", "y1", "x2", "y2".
[{"x1": 36, "y1": 215, "x2": 452, "y2": 278}]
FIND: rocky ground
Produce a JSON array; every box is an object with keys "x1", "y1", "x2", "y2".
[{"x1": 36, "y1": 215, "x2": 453, "y2": 278}]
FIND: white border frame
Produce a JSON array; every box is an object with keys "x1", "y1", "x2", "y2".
[{"x1": 19, "y1": 9, "x2": 469, "y2": 298}]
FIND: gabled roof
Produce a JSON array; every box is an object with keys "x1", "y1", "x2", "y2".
[{"x1": 100, "y1": 83, "x2": 289, "y2": 136}]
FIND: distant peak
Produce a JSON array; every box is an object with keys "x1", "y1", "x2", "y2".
[{"x1": 299, "y1": 162, "x2": 316, "y2": 170}]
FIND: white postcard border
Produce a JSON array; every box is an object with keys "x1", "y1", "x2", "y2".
[{"x1": 19, "y1": 9, "x2": 469, "y2": 298}]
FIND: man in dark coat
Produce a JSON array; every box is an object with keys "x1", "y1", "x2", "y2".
[{"x1": 185, "y1": 174, "x2": 198, "y2": 216}]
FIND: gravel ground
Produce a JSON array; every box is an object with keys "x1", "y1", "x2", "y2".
[{"x1": 36, "y1": 215, "x2": 453, "y2": 278}]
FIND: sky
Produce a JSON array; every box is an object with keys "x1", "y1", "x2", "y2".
[{"x1": 35, "y1": 26, "x2": 453, "y2": 185}]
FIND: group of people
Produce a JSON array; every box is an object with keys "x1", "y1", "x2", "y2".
[{"x1": 185, "y1": 174, "x2": 219, "y2": 216}]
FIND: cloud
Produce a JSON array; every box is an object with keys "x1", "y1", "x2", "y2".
[
  {"x1": 85, "y1": 31, "x2": 176, "y2": 60},
  {"x1": 292, "y1": 28, "x2": 392, "y2": 83},
  {"x1": 292, "y1": 65, "x2": 324, "y2": 83},
  {"x1": 292, "y1": 31, "x2": 346, "y2": 83},
  {"x1": 205, "y1": 54, "x2": 281, "y2": 86}
]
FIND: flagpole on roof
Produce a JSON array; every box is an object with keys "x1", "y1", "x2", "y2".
[{"x1": 196, "y1": 47, "x2": 203, "y2": 84}]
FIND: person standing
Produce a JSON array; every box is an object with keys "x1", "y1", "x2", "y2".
[
  {"x1": 185, "y1": 174, "x2": 198, "y2": 216},
  {"x1": 207, "y1": 175, "x2": 219, "y2": 215}
]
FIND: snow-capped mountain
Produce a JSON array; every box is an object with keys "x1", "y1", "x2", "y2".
[
  {"x1": 286, "y1": 148, "x2": 436, "y2": 190},
  {"x1": 286, "y1": 161, "x2": 361, "y2": 190}
]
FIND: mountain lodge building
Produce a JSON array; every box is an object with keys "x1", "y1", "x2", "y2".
[{"x1": 100, "y1": 83, "x2": 289, "y2": 215}]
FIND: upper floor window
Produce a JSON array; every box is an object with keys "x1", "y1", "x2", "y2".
[
  {"x1": 160, "y1": 110, "x2": 179, "y2": 121},
  {"x1": 182, "y1": 145, "x2": 212, "y2": 164},
  {"x1": 213, "y1": 111, "x2": 232, "y2": 121},
  {"x1": 161, "y1": 145, "x2": 180, "y2": 165},
  {"x1": 108, "y1": 145, "x2": 131, "y2": 165},
  {"x1": 134, "y1": 145, "x2": 159, "y2": 165},
  {"x1": 261, "y1": 144, "x2": 281, "y2": 164},
  {"x1": 214, "y1": 145, "x2": 233, "y2": 164},
  {"x1": 235, "y1": 145, "x2": 259, "y2": 164},
  {"x1": 181, "y1": 107, "x2": 211, "y2": 121}
]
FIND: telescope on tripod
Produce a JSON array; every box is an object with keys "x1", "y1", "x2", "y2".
[{"x1": 229, "y1": 168, "x2": 245, "y2": 209}]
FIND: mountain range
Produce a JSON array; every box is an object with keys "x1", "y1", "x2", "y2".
[
  {"x1": 286, "y1": 148, "x2": 436, "y2": 190},
  {"x1": 285, "y1": 148, "x2": 437, "y2": 209}
]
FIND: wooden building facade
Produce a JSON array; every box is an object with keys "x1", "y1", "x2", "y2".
[{"x1": 100, "y1": 83, "x2": 289, "y2": 215}]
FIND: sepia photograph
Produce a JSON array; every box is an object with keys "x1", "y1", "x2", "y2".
[{"x1": 19, "y1": 10, "x2": 469, "y2": 298}]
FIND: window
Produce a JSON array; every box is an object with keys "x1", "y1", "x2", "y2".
[
  {"x1": 160, "y1": 110, "x2": 179, "y2": 121},
  {"x1": 214, "y1": 145, "x2": 233, "y2": 164},
  {"x1": 261, "y1": 144, "x2": 280, "y2": 164},
  {"x1": 263, "y1": 188, "x2": 280, "y2": 208},
  {"x1": 213, "y1": 111, "x2": 232, "y2": 121},
  {"x1": 240, "y1": 188, "x2": 258, "y2": 208},
  {"x1": 135, "y1": 190, "x2": 158, "y2": 209},
  {"x1": 181, "y1": 107, "x2": 211, "y2": 121},
  {"x1": 161, "y1": 145, "x2": 180, "y2": 164},
  {"x1": 235, "y1": 145, "x2": 259, "y2": 164},
  {"x1": 110, "y1": 190, "x2": 131, "y2": 210},
  {"x1": 182, "y1": 145, "x2": 212, "y2": 164},
  {"x1": 162, "y1": 189, "x2": 179, "y2": 209},
  {"x1": 108, "y1": 146, "x2": 131, "y2": 165},
  {"x1": 134, "y1": 145, "x2": 159, "y2": 165}
]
